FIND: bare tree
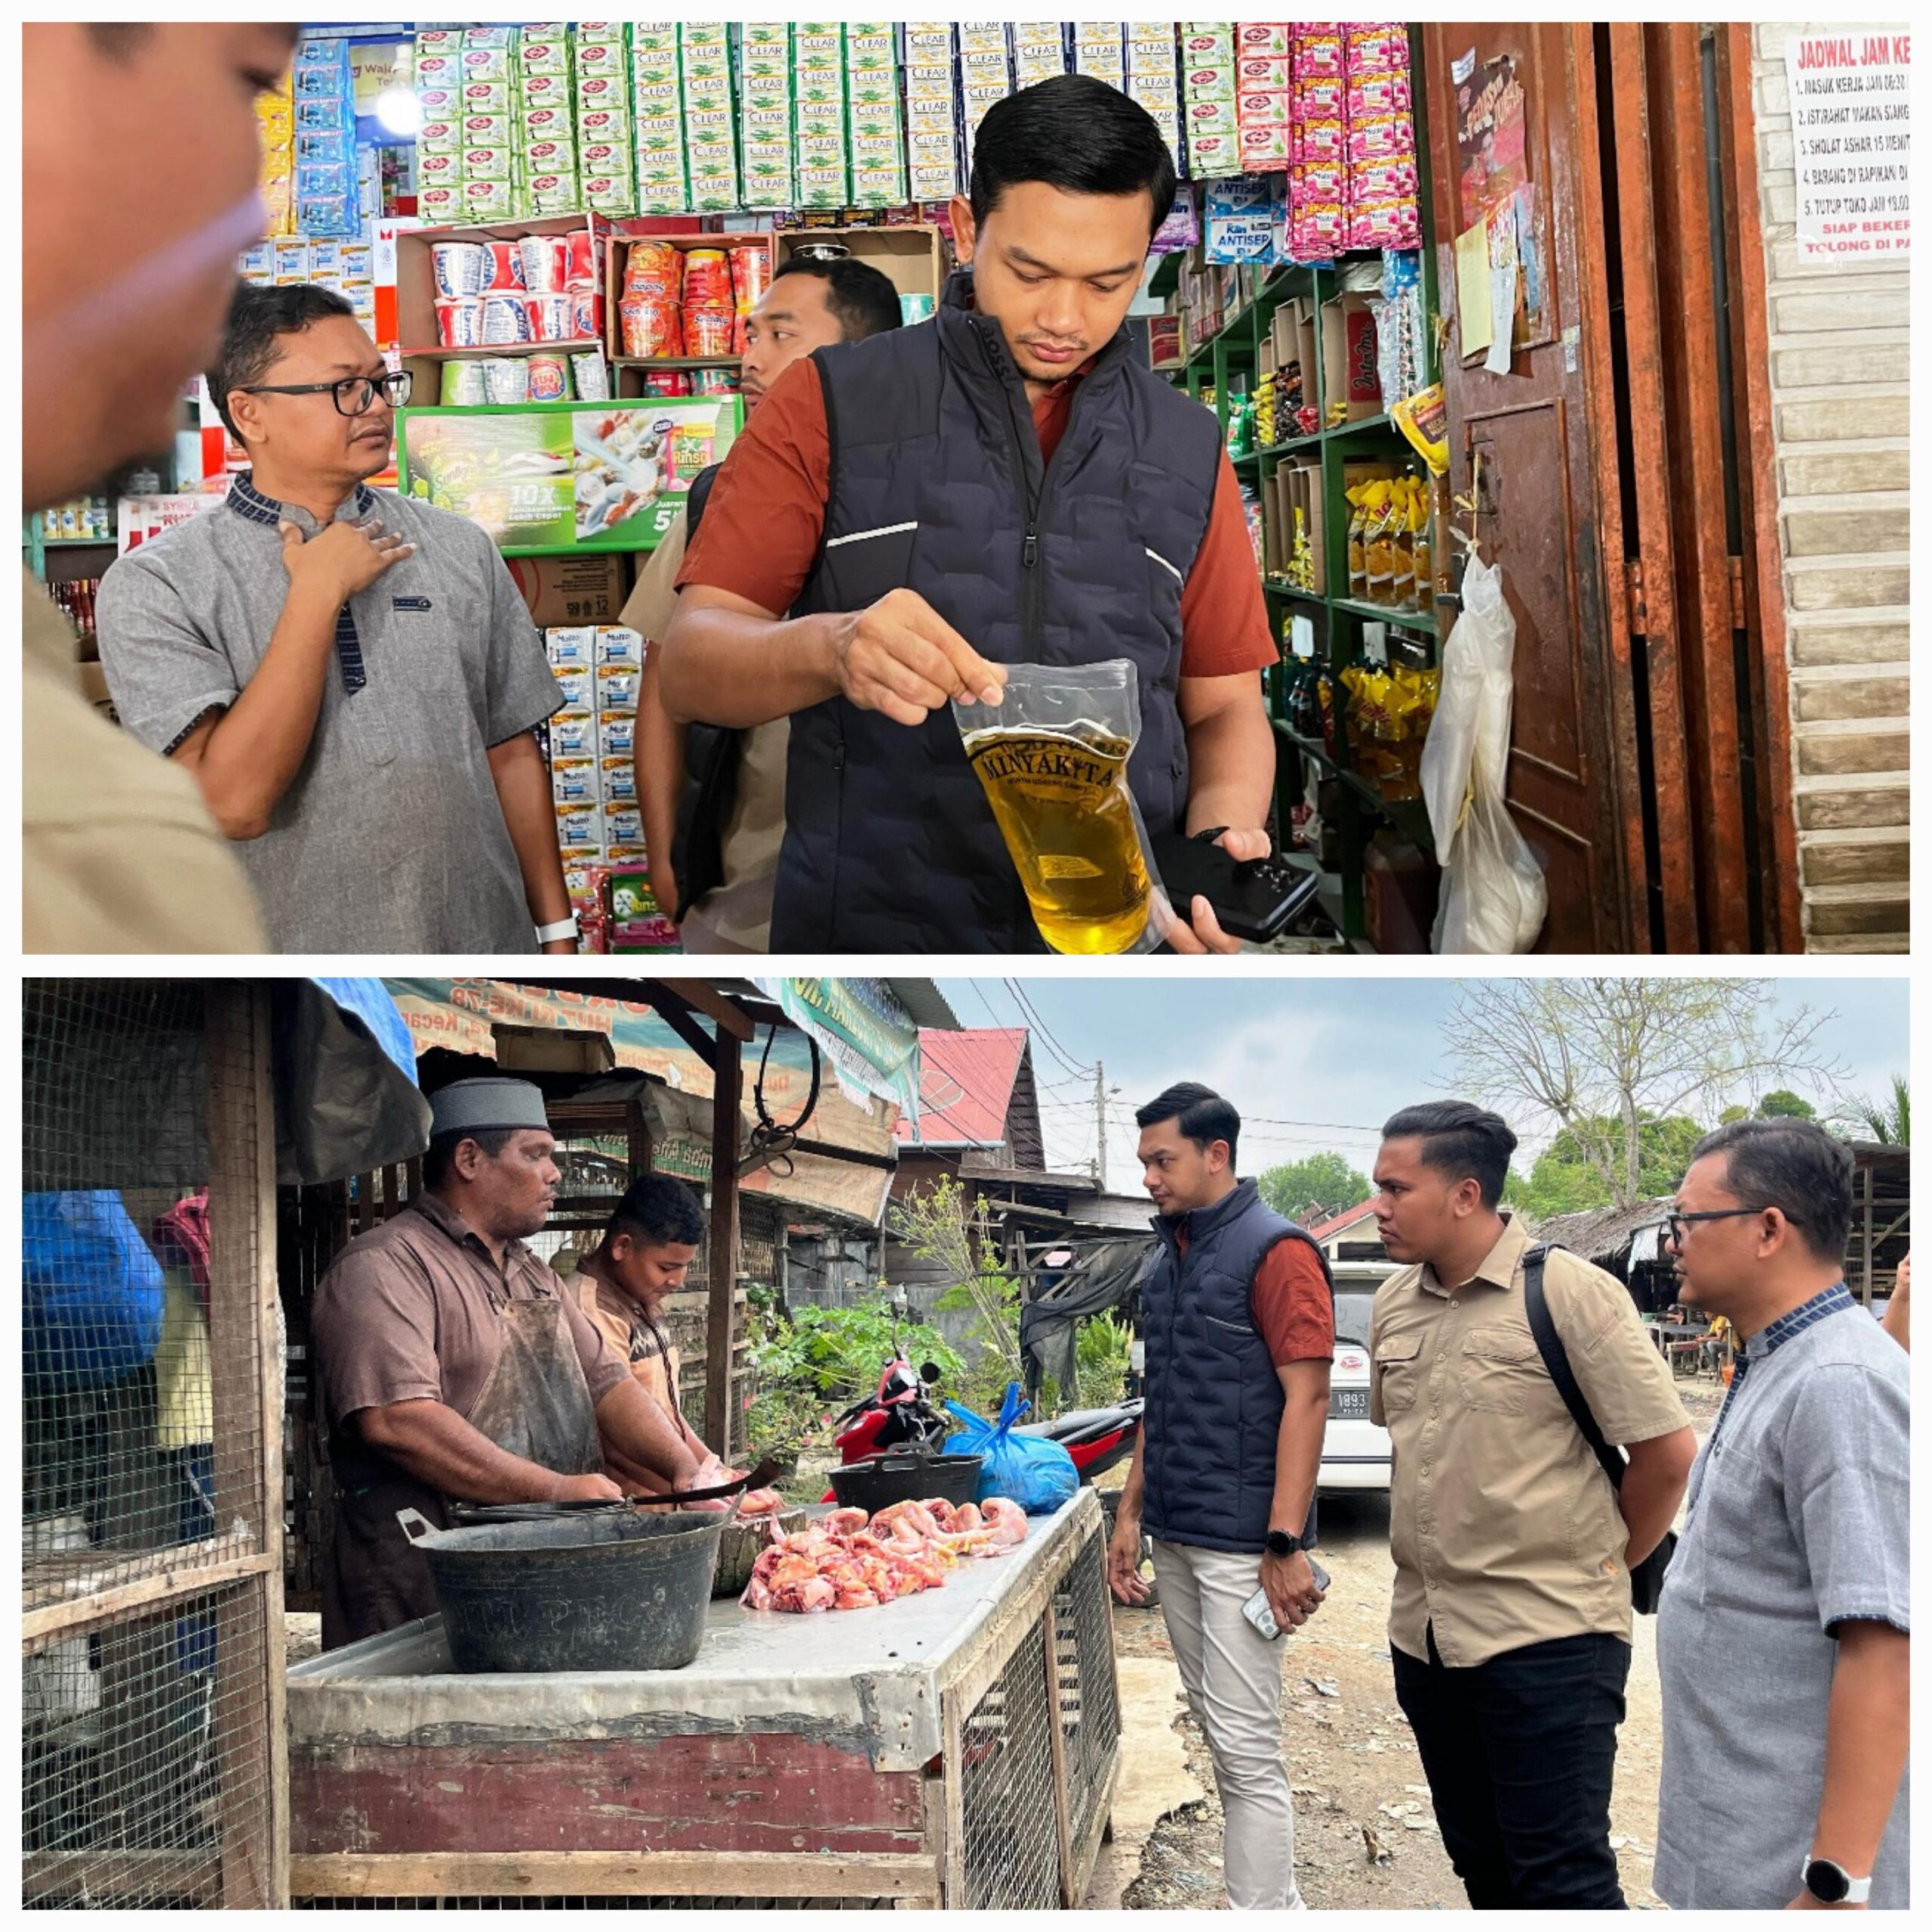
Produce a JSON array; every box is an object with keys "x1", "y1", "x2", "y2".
[{"x1": 1441, "y1": 979, "x2": 1847, "y2": 1208}]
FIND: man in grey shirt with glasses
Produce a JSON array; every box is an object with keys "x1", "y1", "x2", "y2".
[
  {"x1": 97, "y1": 283, "x2": 577, "y2": 954},
  {"x1": 1655, "y1": 1118, "x2": 1909, "y2": 1910}
]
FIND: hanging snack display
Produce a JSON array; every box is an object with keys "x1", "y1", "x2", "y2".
[
  {"x1": 292, "y1": 38, "x2": 358, "y2": 236},
  {"x1": 955, "y1": 661, "x2": 1168, "y2": 957}
]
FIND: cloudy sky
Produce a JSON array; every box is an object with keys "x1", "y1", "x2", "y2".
[{"x1": 934, "y1": 975, "x2": 1909, "y2": 1195}]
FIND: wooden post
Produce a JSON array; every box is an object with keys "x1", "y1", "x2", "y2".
[
  {"x1": 1862, "y1": 1161, "x2": 1875, "y2": 1305},
  {"x1": 205, "y1": 983, "x2": 285, "y2": 1906},
  {"x1": 704, "y1": 1029, "x2": 743, "y2": 1456},
  {"x1": 1042, "y1": 1603, "x2": 1077, "y2": 1905}
]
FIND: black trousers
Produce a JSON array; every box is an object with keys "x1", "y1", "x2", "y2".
[{"x1": 1392, "y1": 1626, "x2": 1631, "y2": 1909}]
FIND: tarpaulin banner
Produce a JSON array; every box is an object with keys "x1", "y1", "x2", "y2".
[{"x1": 755, "y1": 977, "x2": 922, "y2": 1125}]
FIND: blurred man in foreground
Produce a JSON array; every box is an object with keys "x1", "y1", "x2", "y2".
[{"x1": 23, "y1": 23, "x2": 285, "y2": 951}]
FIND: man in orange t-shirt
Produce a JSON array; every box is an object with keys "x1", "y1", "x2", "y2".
[{"x1": 660, "y1": 77, "x2": 1278, "y2": 955}]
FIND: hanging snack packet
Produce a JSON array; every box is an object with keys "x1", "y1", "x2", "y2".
[
  {"x1": 955, "y1": 660, "x2": 1171, "y2": 956},
  {"x1": 1391, "y1": 382, "x2": 1451, "y2": 475}
]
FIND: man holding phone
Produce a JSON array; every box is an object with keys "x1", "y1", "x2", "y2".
[{"x1": 1107, "y1": 1082, "x2": 1334, "y2": 1910}]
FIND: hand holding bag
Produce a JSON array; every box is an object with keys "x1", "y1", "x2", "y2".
[{"x1": 1522, "y1": 1243, "x2": 1677, "y2": 1615}]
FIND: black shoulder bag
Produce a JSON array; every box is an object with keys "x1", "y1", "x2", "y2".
[
  {"x1": 1522, "y1": 1242, "x2": 1676, "y2": 1615},
  {"x1": 669, "y1": 463, "x2": 743, "y2": 914}
]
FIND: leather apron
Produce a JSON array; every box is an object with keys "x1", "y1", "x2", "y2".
[{"x1": 319, "y1": 1294, "x2": 605, "y2": 1650}]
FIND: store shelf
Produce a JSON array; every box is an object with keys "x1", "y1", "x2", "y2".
[
  {"x1": 1264, "y1": 577, "x2": 1324, "y2": 605},
  {"x1": 613, "y1": 356, "x2": 739, "y2": 371},
  {"x1": 407, "y1": 337, "x2": 604, "y2": 360},
  {"x1": 1326, "y1": 411, "x2": 1398, "y2": 438},
  {"x1": 1329, "y1": 595, "x2": 1438, "y2": 633},
  {"x1": 28, "y1": 536, "x2": 116, "y2": 548},
  {"x1": 1149, "y1": 356, "x2": 1186, "y2": 374},
  {"x1": 1260, "y1": 431, "x2": 1324, "y2": 457},
  {"x1": 1230, "y1": 450, "x2": 1260, "y2": 472},
  {"x1": 1275, "y1": 721, "x2": 1338, "y2": 774}
]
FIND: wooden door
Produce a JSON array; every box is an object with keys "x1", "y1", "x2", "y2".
[{"x1": 1423, "y1": 22, "x2": 1672, "y2": 952}]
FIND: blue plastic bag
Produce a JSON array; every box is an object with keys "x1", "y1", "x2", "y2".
[
  {"x1": 23, "y1": 1191, "x2": 165, "y2": 1389},
  {"x1": 943, "y1": 1383, "x2": 1079, "y2": 1516}
]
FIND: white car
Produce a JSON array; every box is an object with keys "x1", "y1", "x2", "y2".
[{"x1": 1320, "y1": 1262, "x2": 1395, "y2": 1492}]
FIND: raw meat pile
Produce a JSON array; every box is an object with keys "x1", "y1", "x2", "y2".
[{"x1": 740, "y1": 1497, "x2": 1028, "y2": 1614}]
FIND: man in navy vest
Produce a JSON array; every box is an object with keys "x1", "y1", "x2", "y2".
[
  {"x1": 660, "y1": 76, "x2": 1281, "y2": 954},
  {"x1": 1109, "y1": 1082, "x2": 1335, "y2": 1908}
]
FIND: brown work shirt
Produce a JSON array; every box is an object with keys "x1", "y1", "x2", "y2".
[
  {"x1": 574, "y1": 1266, "x2": 688, "y2": 1426},
  {"x1": 1368, "y1": 1213, "x2": 1689, "y2": 1667},
  {"x1": 310, "y1": 1193, "x2": 629, "y2": 1469}
]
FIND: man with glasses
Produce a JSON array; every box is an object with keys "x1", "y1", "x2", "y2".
[
  {"x1": 97, "y1": 284, "x2": 575, "y2": 952},
  {"x1": 1366, "y1": 1100, "x2": 1696, "y2": 1907},
  {"x1": 1654, "y1": 1119, "x2": 1909, "y2": 1911}
]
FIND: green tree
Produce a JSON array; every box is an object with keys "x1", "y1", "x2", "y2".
[
  {"x1": 886, "y1": 1175, "x2": 1022, "y2": 1373},
  {"x1": 1506, "y1": 1113, "x2": 1709, "y2": 1221},
  {"x1": 1844, "y1": 1075, "x2": 1909, "y2": 1145},
  {"x1": 1444, "y1": 979, "x2": 1844, "y2": 1210},
  {"x1": 1758, "y1": 1089, "x2": 1818, "y2": 1121},
  {"x1": 1257, "y1": 1152, "x2": 1371, "y2": 1223}
]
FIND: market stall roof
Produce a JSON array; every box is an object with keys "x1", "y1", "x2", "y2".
[
  {"x1": 1527, "y1": 1198, "x2": 1672, "y2": 1268},
  {"x1": 895, "y1": 1027, "x2": 1038, "y2": 1154},
  {"x1": 1306, "y1": 1198, "x2": 1379, "y2": 1242},
  {"x1": 384, "y1": 978, "x2": 921, "y2": 1228}
]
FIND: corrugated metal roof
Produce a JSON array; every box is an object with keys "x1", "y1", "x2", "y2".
[
  {"x1": 894, "y1": 1027, "x2": 1027, "y2": 1150},
  {"x1": 1304, "y1": 1198, "x2": 1379, "y2": 1240}
]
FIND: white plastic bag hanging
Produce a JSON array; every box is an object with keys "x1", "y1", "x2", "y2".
[{"x1": 1419, "y1": 555, "x2": 1547, "y2": 952}]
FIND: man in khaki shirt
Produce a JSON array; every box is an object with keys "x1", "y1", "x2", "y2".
[
  {"x1": 24, "y1": 26, "x2": 284, "y2": 952},
  {"x1": 1368, "y1": 1100, "x2": 1696, "y2": 1909}
]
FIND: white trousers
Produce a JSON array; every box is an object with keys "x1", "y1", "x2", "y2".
[{"x1": 1150, "y1": 1538, "x2": 1304, "y2": 1910}]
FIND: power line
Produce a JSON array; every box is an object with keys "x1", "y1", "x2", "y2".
[{"x1": 1003, "y1": 979, "x2": 1093, "y2": 1081}]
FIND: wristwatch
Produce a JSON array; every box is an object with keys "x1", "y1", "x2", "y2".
[
  {"x1": 1801, "y1": 1856, "x2": 1872, "y2": 1905},
  {"x1": 1265, "y1": 1528, "x2": 1306, "y2": 1558}
]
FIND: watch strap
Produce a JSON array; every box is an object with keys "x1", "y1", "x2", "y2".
[
  {"x1": 1803, "y1": 1856, "x2": 1872, "y2": 1904},
  {"x1": 535, "y1": 915, "x2": 580, "y2": 944}
]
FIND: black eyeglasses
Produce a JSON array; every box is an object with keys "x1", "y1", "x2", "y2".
[
  {"x1": 236, "y1": 371, "x2": 413, "y2": 416},
  {"x1": 1664, "y1": 1207, "x2": 1774, "y2": 1246}
]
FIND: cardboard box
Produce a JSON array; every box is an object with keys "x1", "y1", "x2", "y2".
[
  {"x1": 1321, "y1": 294, "x2": 1383, "y2": 423},
  {"x1": 773, "y1": 223, "x2": 946, "y2": 304},
  {"x1": 506, "y1": 550, "x2": 629, "y2": 627}
]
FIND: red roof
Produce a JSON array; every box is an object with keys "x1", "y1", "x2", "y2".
[
  {"x1": 896, "y1": 1028, "x2": 1026, "y2": 1148},
  {"x1": 1304, "y1": 1198, "x2": 1379, "y2": 1241}
]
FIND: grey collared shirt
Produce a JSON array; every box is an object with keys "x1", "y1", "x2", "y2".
[
  {"x1": 1653, "y1": 1291, "x2": 1910, "y2": 1909},
  {"x1": 96, "y1": 478, "x2": 561, "y2": 952}
]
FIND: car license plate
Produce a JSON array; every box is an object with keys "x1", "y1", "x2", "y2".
[{"x1": 1329, "y1": 1388, "x2": 1370, "y2": 1420}]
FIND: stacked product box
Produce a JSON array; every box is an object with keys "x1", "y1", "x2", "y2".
[
  {"x1": 1234, "y1": 20, "x2": 1293, "y2": 174},
  {"x1": 630, "y1": 23, "x2": 688, "y2": 214},
  {"x1": 292, "y1": 37, "x2": 358, "y2": 235},
  {"x1": 957, "y1": 23, "x2": 1013, "y2": 175},
  {"x1": 1343, "y1": 24, "x2": 1420, "y2": 250},
  {"x1": 792, "y1": 23, "x2": 849, "y2": 210},
  {"x1": 575, "y1": 23, "x2": 636, "y2": 216},
  {"x1": 1204, "y1": 175, "x2": 1284, "y2": 266},
  {"x1": 257, "y1": 71, "x2": 296, "y2": 235},
  {"x1": 1126, "y1": 24, "x2": 1184, "y2": 174},
  {"x1": 737, "y1": 23, "x2": 796, "y2": 211},
  {"x1": 1288, "y1": 26, "x2": 1347, "y2": 258},
  {"x1": 681, "y1": 21, "x2": 740, "y2": 213},
  {"x1": 515, "y1": 26, "x2": 579, "y2": 217},
  {"x1": 1073, "y1": 23, "x2": 1127, "y2": 87},
  {"x1": 239, "y1": 235, "x2": 377, "y2": 327},
  {"x1": 1011, "y1": 22, "x2": 1069, "y2": 84},
  {"x1": 1179, "y1": 23, "x2": 1238, "y2": 182},
  {"x1": 414, "y1": 26, "x2": 521, "y2": 226},
  {"x1": 902, "y1": 23, "x2": 961, "y2": 201},
  {"x1": 847, "y1": 23, "x2": 907, "y2": 208},
  {"x1": 547, "y1": 625, "x2": 645, "y2": 896}
]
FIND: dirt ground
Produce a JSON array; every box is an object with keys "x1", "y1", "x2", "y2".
[{"x1": 1109, "y1": 1381, "x2": 1726, "y2": 1910}]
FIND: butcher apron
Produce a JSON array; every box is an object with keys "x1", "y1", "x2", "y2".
[{"x1": 319, "y1": 1294, "x2": 606, "y2": 1649}]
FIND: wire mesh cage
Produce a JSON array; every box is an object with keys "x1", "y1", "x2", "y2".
[
  {"x1": 957, "y1": 1620, "x2": 1064, "y2": 1910},
  {"x1": 22, "y1": 981, "x2": 281, "y2": 1909},
  {"x1": 1053, "y1": 1531, "x2": 1123, "y2": 1855}
]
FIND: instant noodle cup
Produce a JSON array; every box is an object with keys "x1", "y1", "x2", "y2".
[
  {"x1": 571, "y1": 291, "x2": 603, "y2": 342},
  {"x1": 571, "y1": 351, "x2": 611, "y2": 401},
  {"x1": 623, "y1": 240, "x2": 683, "y2": 299},
  {"x1": 529, "y1": 292, "x2": 577, "y2": 341},
  {"x1": 431, "y1": 241, "x2": 486, "y2": 298},
  {"x1": 527, "y1": 353, "x2": 571, "y2": 402},
  {"x1": 482, "y1": 240, "x2": 526, "y2": 290},
  {"x1": 683, "y1": 306, "x2": 736, "y2": 358},
  {"x1": 435, "y1": 297, "x2": 485, "y2": 347},
  {"x1": 681, "y1": 248, "x2": 734, "y2": 306},
  {"x1": 566, "y1": 232, "x2": 599, "y2": 290},
  {"x1": 440, "y1": 358, "x2": 489, "y2": 406},
  {"x1": 620, "y1": 297, "x2": 682, "y2": 358},
  {"x1": 481, "y1": 356, "x2": 530, "y2": 405},
  {"x1": 730, "y1": 246, "x2": 771, "y2": 311},
  {"x1": 480, "y1": 293, "x2": 534, "y2": 344},
  {"x1": 518, "y1": 234, "x2": 569, "y2": 293}
]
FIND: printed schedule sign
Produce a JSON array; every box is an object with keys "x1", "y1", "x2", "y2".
[{"x1": 1784, "y1": 26, "x2": 1912, "y2": 261}]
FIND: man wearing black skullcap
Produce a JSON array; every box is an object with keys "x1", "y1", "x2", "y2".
[{"x1": 309, "y1": 1077, "x2": 723, "y2": 1648}]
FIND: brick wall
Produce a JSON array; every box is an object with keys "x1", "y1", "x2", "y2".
[{"x1": 1750, "y1": 23, "x2": 1909, "y2": 950}]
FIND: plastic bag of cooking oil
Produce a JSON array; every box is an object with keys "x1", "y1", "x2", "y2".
[
  {"x1": 1419, "y1": 555, "x2": 1546, "y2": 952},
  {"x1": 954, "y1": 660, "x2": 1171, "y2": 955}
]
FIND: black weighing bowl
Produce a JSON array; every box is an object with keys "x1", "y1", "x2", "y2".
[{"x1": 828, "y1": 1451, "x2": 983, "y2": 1516}]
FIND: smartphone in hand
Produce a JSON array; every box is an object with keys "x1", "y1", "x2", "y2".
[{"x1": 1242, "y1": 1555, "x2": 1332, "y2": 1641}]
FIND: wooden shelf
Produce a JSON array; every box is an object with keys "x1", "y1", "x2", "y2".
[
  {"x1": 405, "y1": 337, "x2": 604, "y2": 359},
  {"x1": 1329, "y1": 595, "x2": 1437, "y2": 633},
  {"x1": 613, "y1": 356, "x2": 740, "y2": 371},
  {"x1": 28, "y1": 535, "x2": 115, "y2": 548}
]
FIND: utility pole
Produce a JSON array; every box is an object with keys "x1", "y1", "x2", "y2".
[{"x1": 1094, "y1": 1061, "x2": 1107, "y2": 1192}]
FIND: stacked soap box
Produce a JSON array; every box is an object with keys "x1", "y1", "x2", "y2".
[
  {"x1": 1011, "y1": 21, "x2": 1068, "y2": 83},
  {"x1": 1073, "y1": 22, "x2": 1128, "y2": 86},
  {"x1": 239, "y1": 235, "x2": 376, "y2": 328},
  {"x1": 1235, "y1": 20, "x2": 1294, "y2": 174},
  {"x1": 514, "y1": 26, "x2": 580, "y2": 215},
  {"x1": 1126, "y1": 23, "x2": 1183, "y2": 174},
  {"x1": 630, "y1": 23, "x2": 688, "y2": 213},
  {"x1": 546, "y1": 626, "x2": 645, "y2": 915},
  {"x1": 903, "y1": 22, "x2": 960, "y2": 200},
  {"x1": 1179, "y1": 22, "x2": 1238, "y2": 180},
  {"x1": 956, "y1": 23, "x2": 1012, "y2": 176},
  {"x1": 793, "y1": 22, "x2": 849, "y2": 209},
  {"x1": 574, "y1": 22, "x2": 638, "y2": 217},
  {"x1": 737, "y1": 23, "x2": 796, "y2": 211},
  {"x1": 414, "y1": 26, "x2": 522, "y2": 226},
  {"x1": 681, "y1": 21, "x2": 740, "y2": 212},
  {"x1": 848, "y1": 23, "x2": 908, "y2": 208}
]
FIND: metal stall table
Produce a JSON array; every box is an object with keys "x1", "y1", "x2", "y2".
[{"x1": 285, "y1": 1488, "x2": 1119, "y2": 1909}]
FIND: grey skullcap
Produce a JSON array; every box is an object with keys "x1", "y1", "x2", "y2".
[{"x1": 429, "y1": 1077, "x2": 550, "y2": 1140}]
